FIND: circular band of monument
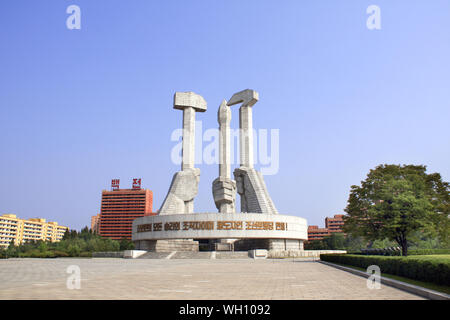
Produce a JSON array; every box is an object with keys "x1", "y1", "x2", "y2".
[{"x1": 132, "y1": 213, "x2": 307, "y2": 241}]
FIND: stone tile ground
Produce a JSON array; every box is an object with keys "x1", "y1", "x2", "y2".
[{"x1": 0, "y1": 258, "x2": 423, "y2": 300}]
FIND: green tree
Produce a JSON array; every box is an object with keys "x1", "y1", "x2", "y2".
[
  {"x1": 304, "y1": 239, "x2": 328, "y2": 250},
  {"x1": 323, "y1": 233, "x2": 346, "y2": 250},
  {"x1": 62, "y1": 229, "x2": 77, "y2": 240},
  {"x1": 79, "y1": 226, "x2": 93, "y2": 240},
  {"x1": 67, "y1": 244, "x2": 81, "y2": 256},
  {"x1": 5, "y1": 240, "x2": 18, "y2": 258},
  {"x1": 38, "y1": 241, "x2": 48, "y2": 253},
  {"x1": 343, "y1": 235, "x2": 366, "y2": 252},
  {"x1": 343, "y1": 164, "x2": 449, "y2": 256},
  {"x1": 407, "y1": 230, "x2": 443, "y2": 249},
  {"x1": 369, "y1": 238, "x2": 397, "y2": 249},
  {"x1": 426, "y1": 172, "x2": 450, "y2": 248},
  {"x1": 119, "y1": 238, "x2": 135, "y2": 251}
]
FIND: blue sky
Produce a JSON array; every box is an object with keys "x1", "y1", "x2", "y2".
[{"x1": 1, "y1": 1, "x2": 449, "y2": 230}]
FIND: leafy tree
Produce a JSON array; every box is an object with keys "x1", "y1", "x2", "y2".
[
  {"x1": 323, "y1": 233, "x2": 346, "y2": 250},
  {"x1": 62, "y1": 229, "x2": 78, "y2": 240},
  {"x1": 343, "y1": 235, "x2": 366, "y2": 252},
  {"x1": 5, "y1": 240, "x2": 18, "y2": 258},
  {"x1": 62, "y1": 229, "x2": 70, "y2": 240},
  {"x1": 119, "y1": 238, "x2": 135, "y2": 250},
  {"x1": 426, "y1": 172, "x2": 450, "y2": 248},
  {"x1": 304, "y1": 239, "x2": 328, "y2": 250},
  {"x1": 407, "y1": 230, "x2": 443, "y2": 249},
  {"x1": 370, "y1": 238, "x2": 397, "y2": 249},
  {"x1": 305, "y1": 233, "x2": 351, "y2": 250},
  {"x1": 67, "y1": 244, "x2": 81, "y2": 256},
  {"x1": 38, "y1": 241, "x2": 48, "y2": 253},
  {"x1": 79, "y1": 226, "x2": 94, "y2": 241},
  {"x1": 2, "y1": 228, "x2": 129, "y2": 258},
  {"x1": 343, "y1": 164, "x2": 449, "y2": 256}
]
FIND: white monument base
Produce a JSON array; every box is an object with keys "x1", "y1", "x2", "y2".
[{"x1": 132, "y1": 213, "x2": 307, "y2": 252}]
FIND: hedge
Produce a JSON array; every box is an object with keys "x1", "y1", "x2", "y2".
[
  {"x1": 353, "y1": 248, "x2": 450, "y2": 256},
  {"x1": 359, "y1": 248, "x2": 401, "y2": 256},
  {"x1": 0, "y1": 249, "x2": 93, "y2": 258},
  {"x1": 320, "y1": 254, "x2": 450, "y2": 286}
]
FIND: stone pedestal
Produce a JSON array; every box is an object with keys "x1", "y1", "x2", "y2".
[
  {"x1": 233, "y1": 239, "x2": 303, "y2": 251},
  {"x1": 267, "y1": 239, "x2": 303, "y2": 251},
  {"x1": 135, "y1": 239, "x2": 199, "y2": 252}
]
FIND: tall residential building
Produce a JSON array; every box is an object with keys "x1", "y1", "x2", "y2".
[
  {"x1": 97, "y1": 180, "x2": 154, "y2": 240},
  {"x1": 0, "y1": 214, "x2": 69, "y2": 248},
  {"x1": 91, "y1": 214, "x2": 100, "y2": 234},
  {"x1": 307, "y1": 214, "x2": 345, "y2": 241}
]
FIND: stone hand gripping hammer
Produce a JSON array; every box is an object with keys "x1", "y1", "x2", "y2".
[{"x1": 159, "y1": 92, "x2": 207, "y2": 215}]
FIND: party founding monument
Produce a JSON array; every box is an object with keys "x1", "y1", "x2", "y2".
[{"x1": 132, "y1": 90, "x2": 307, "y2": 252}]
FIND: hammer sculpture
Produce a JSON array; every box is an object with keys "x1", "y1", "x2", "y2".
[{"x1": 159, "y1": 92, "x2": 207, "y2": 214}]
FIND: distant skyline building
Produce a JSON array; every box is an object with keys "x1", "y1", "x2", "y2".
[
  {"x1": 325, "y1": 214, "x2": 345, "y2": 233},
  {"x1": 91, "y1": 213, "x2": 100, "y2": 234},
  {"x1": 97, "y1": 179, "x2": 155, "y2": 240},
  {"x1": 307, "y1": 214, "x2": 345, "y2": 241},
  {"x1": 307, "y1": 225, "x2": 331, "y2": 241},
  {"x1": 0, "y1": 214, "x2": 68, "y2": 248}
]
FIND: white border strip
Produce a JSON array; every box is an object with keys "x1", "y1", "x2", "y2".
[{"x1": 165, "y1": 251, "x2": 177, "y2": 260}]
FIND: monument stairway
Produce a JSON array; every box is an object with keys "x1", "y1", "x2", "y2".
[
  {"x1": 215, "y1": 251, "x2": 249, "y2": 259},
  {"x1": 172, "y1": 251, "x2": 212, "y2": 259},
  {"x1": 136, "y1": 251, "x2": 251, "y2": 259},
  {"x1": 137, "y1": 252, "x2": 173, "y2": 259}
]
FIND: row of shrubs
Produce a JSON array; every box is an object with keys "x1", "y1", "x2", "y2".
[
  {"x1": 353, "y1": 248, "x2": 450, "y2": 256},
  {"x1": 320, "y1": 254, "x2": 450, "y2": 286},
  {"x1": 359, "y1": 247, "x2": 402, "y2": 256},
  {"x1": 0, "y1": 250, "x2": 93, "y2": 259},
  {"x1": 0, "y1": 227, "x2": 135, "y2": 259}
]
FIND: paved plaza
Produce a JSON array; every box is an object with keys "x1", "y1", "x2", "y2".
[{"x1": 0, "y1": 258, "x2": 423, "y2": 300}]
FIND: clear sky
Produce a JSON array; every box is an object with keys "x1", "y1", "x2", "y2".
[{"x1": 1, "y1": 1, "x2": 449, "y2": 230}]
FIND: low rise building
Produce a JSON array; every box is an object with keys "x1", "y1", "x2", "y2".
[
  {"x1": 325, "y1": 214, "x2": 345, "y2": 233},
  {"x1": 307, "y1": 225, "x2": 331, "y2": 241},
  {"x1": 307, "y1": 214, "x2": 345, "y2": 241},
  {"x1": 0, "y1": 214, "x2": 69, "y2": 248}
]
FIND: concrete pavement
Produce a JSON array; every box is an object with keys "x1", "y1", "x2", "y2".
[{"x1": 0, "y1": 258, "x2": 424, "y2": 300}]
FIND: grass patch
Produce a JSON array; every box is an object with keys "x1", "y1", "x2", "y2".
[
  {"x1": 326, "y1": 261, "x2": 450, "y2": 295},
  {"x1": 402, "y1": 254, "x2": 450, "y2": 262}
]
